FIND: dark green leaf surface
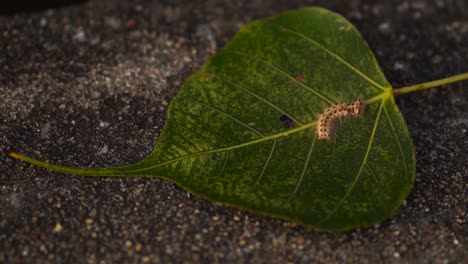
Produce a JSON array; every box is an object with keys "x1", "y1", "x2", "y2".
[{"x1": 11, "y1": 7, "x2": 415, "y2": 230}]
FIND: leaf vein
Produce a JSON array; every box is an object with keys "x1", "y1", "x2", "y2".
[
  {"x1": 316, "y1": 99, "x2": 384, "y2": 224},
  {"x1": 383, "y1": 105, "x2": 409, "y2": 182},
  {"x1": 365, "y1": 164, "x2": 383, "y2": 195},
  {"x1": 193, "y1": 99, "x2": 264, "y2": 137},
  {"x1": 185, "y1": 112, "x2": 236, "y2": 145},
  {"x1": 228, "y1": 50, "x2": 335, "y2": 105},
  {"x1": 250, "y1": 139, "x2": 277, "y2": 191},
  {"x1": 175, "y1": 124, "x2": 220, "y2": 150},
  {"x1": 288, "y1": 134, "x2": 317, "y2": 202},
  {"x1": 271, "y1": 22, "x2": 387, "y2": 91},
  {"x1": 203, "y1": 72, "x2": 304, "y2": 126},
  {"x1": 218, "y1": 150, "x2": 230, "y2": 179}
]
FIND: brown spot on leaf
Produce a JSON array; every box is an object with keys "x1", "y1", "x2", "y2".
[{"x1": 295, "y1": 74, "x2": 304, "y2": 81}]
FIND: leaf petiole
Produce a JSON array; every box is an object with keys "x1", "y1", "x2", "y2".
[{"x1": 393, "y1": 72, "x2": 468, "y2": 96}]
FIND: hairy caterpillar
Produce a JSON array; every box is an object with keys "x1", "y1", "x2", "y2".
[{"x1": 317, "y1": 100, "x2": 363, "y2": 140}]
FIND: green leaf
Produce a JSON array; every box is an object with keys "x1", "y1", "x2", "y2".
[{"x1": 9, "y1": 7, "x2": 415, "y2": 230}]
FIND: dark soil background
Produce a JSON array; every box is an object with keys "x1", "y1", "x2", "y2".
[{"x1": 1, "y1": 0, "x2": 467, "y2": 263}]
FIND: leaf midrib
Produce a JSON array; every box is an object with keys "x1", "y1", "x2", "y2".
[
  {"x1": 124, "y1": 119, "x2": 318, "y2": 173},
  {"x1": 124, "y1": 96, "x2": 389, "y2": 174}
]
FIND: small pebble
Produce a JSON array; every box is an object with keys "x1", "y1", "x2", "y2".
[
  {"x1": 39, "y1": 18, "x2": 47, "y2": 27},
  {"x1": 53, "y1": 223, "x2": 63, "y2": 233},
  {"x1": 125, "y1": 240, "x2": 132, "y2": 248},
  {"x1": 72, "y1": 31, "x2": 86, "y2": 42},
  {"x1": 135, "y1": 243, "x2": 143, "y2": 252},
  {"x1": 378, "y1": 22, "x2": 390, "y2": 32}
]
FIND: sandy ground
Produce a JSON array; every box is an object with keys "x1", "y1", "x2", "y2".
[{"x1": 1, "y1": 0, "x2": 467, "y2": 263}]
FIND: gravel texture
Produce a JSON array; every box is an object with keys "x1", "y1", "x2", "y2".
[{"x1": 1, "y1": 0, "x2": 467, "y2": 263}]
